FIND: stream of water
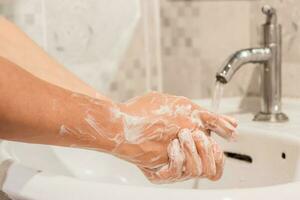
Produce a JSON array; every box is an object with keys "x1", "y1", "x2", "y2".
[
  {"x1": 211, "y1": 81, "x2": 225, "y2": 113},
  {"x1": 193, "y1": 81, "x2": 224, "y2": 189}
]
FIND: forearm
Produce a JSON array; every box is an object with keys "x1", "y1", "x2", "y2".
[
  {"x1": 0, "y1": 17, "x2": 106, "y2": 100},
  {"x1": 0, "y1": 57, "x2": 118, "y2": 151}
]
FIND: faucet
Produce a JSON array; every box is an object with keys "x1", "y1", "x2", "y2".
[{"x1": 216, "y1": 5, "x2": 289, "y2": 122}]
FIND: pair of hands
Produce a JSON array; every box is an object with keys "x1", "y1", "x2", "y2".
[
  {"x1": 69, "y1": 91, "x2": 237, "y2": 184},
  {"x1": 113, "y1": 92, "x2": 237, "y2": 184}
]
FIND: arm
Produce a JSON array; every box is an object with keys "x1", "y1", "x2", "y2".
[
  {"x1": 0, "y1": 57, "x2": 237, "y2": 183},
  {"x1": 0, "y1": 57, "x2": 113, "y2": 149},
  {"x1": 0, "y1": 17, "x2": 105, "y2": 100}
]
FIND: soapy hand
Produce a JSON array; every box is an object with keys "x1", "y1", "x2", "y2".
[
  {"x1": 62, "y1": 92, "x2": 237, "y2": 184},
  {"x1": 114, "y1": 92, "x2": 237, "y2": 183}
]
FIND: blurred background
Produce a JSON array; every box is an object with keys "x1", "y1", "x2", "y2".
[{"x1": 0, "y1": 0, "x2": 300, "y2": 102}]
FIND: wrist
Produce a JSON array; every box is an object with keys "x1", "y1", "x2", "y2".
[{"x1": 61, "y1": 93, "x2": 126, "y2": 152}]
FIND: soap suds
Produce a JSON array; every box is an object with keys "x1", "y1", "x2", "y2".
[
  {"x1": 111, "y1": 108, "x2": 145, "y2": 143},
  {"x1": 59, "y1": 125, "x2": 69, "y2": 136},
  {"x1": 85, "y1": 114, "x2": 106, "y2": 137},
  {"x1": 59, "y1": 125, "x2": 97, "y2": 143},
  {"x1": 179, "y1": 129, "x2": 202, "y2": 176},
  {"x1": 174, "y1": 104, "x2": 192, "y2": 116},
  {"x1": 191, "y1": 110, "x2": 204, "y2": 128},
  {"x1": 154, "y1": 105, "x2": 172, "y2": 115}
]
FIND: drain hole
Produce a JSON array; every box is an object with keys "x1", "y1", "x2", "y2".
[
  {"x1": 281, "y1": 152, "x2": 286, "y2": 159},
  {"x1": 224, "y1": 151, "x2": 253, "y2": 163}
]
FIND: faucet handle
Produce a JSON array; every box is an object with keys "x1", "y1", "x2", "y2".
[
  {"x1": 262, "y1": 5, "x2": 277, "y2": 25},
  {"x1": 262, "y1": 5, "x2": 275, "y2": 16}
]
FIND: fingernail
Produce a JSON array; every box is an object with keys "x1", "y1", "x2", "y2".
[{"x1": 229, "y1": 130, "x2": 238, "y2": 141}]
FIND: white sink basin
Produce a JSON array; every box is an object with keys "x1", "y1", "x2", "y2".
[
  {"x1": 3, "y1": 127, "x2": 300, "y2": 190},
  {"x1": 199, "y1": 129, "x2": 300, "y2": 189},
  {"x1": 2, "y1": 97, "x2": 300, "y2": 199}
]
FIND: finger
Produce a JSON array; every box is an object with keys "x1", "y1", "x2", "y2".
[
  {"x1": 140, "y1": 139, "x2": 185, "y2": 184},
  {"x1": 198, "y1": 111, "x2": 237, "y2": 140},
  {"x1": 140, "y1": 164, "x2": 176, "y2": 184},
  {"x1": 190, "y1": 110, "x2": 208, "y2": 131},
  {"x1": 192, "y1": 130, "x2": 216, "y2": 178},
  {"x1": 209, "y1": 139, "x2": 225, "y2": 181},
  {"x1": 156, "y1": 139, "x2": 185, "y2": 180},
  {"x1": 220, "y1": 114, "x2": 238, "y2": 127},
  {"x1": 178, "y1": 129, "x2": 202, "y2": 178}
]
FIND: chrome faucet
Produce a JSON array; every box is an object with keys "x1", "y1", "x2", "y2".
[{"x1": 216, "y1": 5, "x2": 289, "y2": 122}]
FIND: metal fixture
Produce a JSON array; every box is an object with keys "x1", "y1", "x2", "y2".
[{"x1": 216, "y1": 5, "x2": 288, "y2": 122}]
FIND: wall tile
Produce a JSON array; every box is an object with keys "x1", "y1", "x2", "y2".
[
  {"x1": 161, "y1": 0, "x2": 256, "y2": 99},
  {"x1": 0, "y1": 0, "x2": 46, "y2": 48}
]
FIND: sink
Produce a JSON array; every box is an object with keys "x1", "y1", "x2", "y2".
[
  {"x1": 198, "y1": 129, "x2": 300, "y2": 189},
  {"x1": 3, "y1": 127, "x2": 300, "y2": 190},
  {"x1": 0, "y1": 140, "x2": 195, "y2": 189},
  {"x1": 1, "y1": 97, "x2": 300, "y2": 199}
]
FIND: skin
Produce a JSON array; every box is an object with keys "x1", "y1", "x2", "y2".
[
  {"x1": 0, "y1": 17, "x2": 238, "y2": 184},
  {"x1": 118, "y1": 92, "x2": 237, "y2": 183},
  {"x1": 0, "y1": 16, "x2": 104, "y2": 100}
]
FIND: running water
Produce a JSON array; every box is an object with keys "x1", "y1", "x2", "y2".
[
  {"x1": 211, "y1": 81, "x2": 225, "y2": 113},
  {"x1": 193, "y1": 81, "x2": 225, "y2": 189}
]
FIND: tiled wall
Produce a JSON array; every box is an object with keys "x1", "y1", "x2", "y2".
[
  {"x1": 1, "y1": 0, "x2": 300, "y2": 101},
  {"x1": 161, "y1": 0, "x2": 300, "y2": 99},
  {"x1": 161, "y1": 0, "x2": 254, "y2": 99},
  {"x1": 44, "y1": 0, "x2": 143, "y2": 101}
]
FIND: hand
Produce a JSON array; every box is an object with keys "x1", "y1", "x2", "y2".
[
  {"x1": 113, "y1": 92, "x2": 237, "y2": 183},
  {"x1": 63, "y1": 92, "x2": 237, "y2": 184}
]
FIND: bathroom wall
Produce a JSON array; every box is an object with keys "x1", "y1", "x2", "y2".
[
  {"x1": 0, "y1": 0, "x2": 148, "y2": 102},
  {"x1": 161, "y1": 0, "x2": 300, "y2": 99},
  {"x1": 161, "y1": 0, "x2": 254, "y2": 99},
  {"x1": 1, "y1": 0, "x2": 300, "y2": 101}
]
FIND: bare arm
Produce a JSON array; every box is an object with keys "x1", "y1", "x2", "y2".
[
  {"x1": 0, "y1": 17, "x2": 105, "y2": 99},
  {"x1": 0, "y1": 57, "x2": 237, "y2": 183},
  {"x1": 0, "y1": 57, "x2": 111, "y2": 148}
]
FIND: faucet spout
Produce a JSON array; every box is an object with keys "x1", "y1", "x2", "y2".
[{"x1": 216, "y1": 48, "x2": 272, "y2": 84}]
